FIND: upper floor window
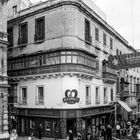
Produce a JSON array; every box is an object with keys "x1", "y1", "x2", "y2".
[
  {"x1": 104, "y1": 88, "x2": 107, "y2": 104},
  {"x1": 116, "y1": 49, "x2": 119, "y2": 55},
  {"x1": 36, "y1": 86, "x2": 44, "y2": 105},
  {"x1": 85, "y1": 19, "x2": 91, "y2": 43},
  {"x1": 8, "y1": 28, "x2": 13, "y2": 48},
  {"x1": 95, "y1": 27, "x2": 99, "y2": 41},
  {"x1": 18, "y1": 22, "x2": 28, "y2": 45},
  {"x1": 110, "y1": 38, "x2": 113, "y2": 49},
  {"x1": 20, "y1": 87, "x2": 27, "y2": 104},
  {"x1": 103, "y1": 33, "x2": 107, "y2": 46},
  {"x1": 35, "y1": 17, "x2": 45, "y2": 42},
  {"x1": 86, "y1": 85, "x2": 91, "y2": 105},
  {"x1": 95, "y1": 87, "x2": 100, "y2": 104},
  {"x1": 13, "y1": 5, "x2": 17, "y2": 15}
]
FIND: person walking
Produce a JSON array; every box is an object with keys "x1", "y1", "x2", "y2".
[
  {"x1": 68, "y1": 130, "x2": 74, "y2": 140},
  {"x1": 116, "y1": 123, "x2": 121, "y2": 138},
  {"x1": 106, "y1": 124, "x2": 112, "y2": 140},
  {"x1": 10, "y1": 129, "x2": 18, "y2": 140},
  {"x1": 38, "y1": 123, "x2": 43, "y2": 139},
  {"x1": 77, "y1": 130, "x2": 82, "y2": 140}
]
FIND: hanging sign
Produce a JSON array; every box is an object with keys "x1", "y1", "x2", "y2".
[
  {"x1": 108, "y1": 52, "x2": 140, "y2": 70},
  {"x1": 63, "y1": 89, "x2": 80, "y2": 104}
]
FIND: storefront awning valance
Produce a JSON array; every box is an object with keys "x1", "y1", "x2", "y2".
[{"x1": 118, "y1": 101, "x2": 132, "y2": 112}]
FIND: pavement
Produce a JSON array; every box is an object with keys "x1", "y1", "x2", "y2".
[{"x1": 16, "y1": 136, "x2": 124, "y2": 140}]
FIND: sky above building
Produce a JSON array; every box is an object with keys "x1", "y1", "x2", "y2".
[{"x1": 30, "y1": 0, "x2": 140, "y2": 50}]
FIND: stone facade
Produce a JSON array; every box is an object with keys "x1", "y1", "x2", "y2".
[{"x1": 0, "y1": 1, "x2": 9, "y2": 139}]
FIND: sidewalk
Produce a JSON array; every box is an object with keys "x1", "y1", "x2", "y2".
[{"x1": 17, "y1": 136, "x2": 120, "y2": 140}]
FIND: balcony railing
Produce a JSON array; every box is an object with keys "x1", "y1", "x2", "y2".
[
  {"x1": 95, "y1": 99, "x2": 100, "y2": 104},
  {"x1": 86, "y1": 97, "x2": 91, "y2": 105}
]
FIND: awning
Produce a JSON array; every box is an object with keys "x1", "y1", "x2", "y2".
[{"x1": 118, "y1": 101, "x2": 132, "y2": 112}]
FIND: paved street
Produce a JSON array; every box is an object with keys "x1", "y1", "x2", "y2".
[{"x1": 16, "y1": 136, "x2": 135, "y2": 140}]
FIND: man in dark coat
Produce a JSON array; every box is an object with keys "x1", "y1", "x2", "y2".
[
  {"x1": 38, "y1": 123, "x2": 43, "y2": 139},
  {"x1": 106, "y1": 124, "x2": 112, "y2": 140}
]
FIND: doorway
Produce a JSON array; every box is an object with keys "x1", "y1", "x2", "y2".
[{"x1": 67, "y1": 119, "x2": 77, "y2": 137}]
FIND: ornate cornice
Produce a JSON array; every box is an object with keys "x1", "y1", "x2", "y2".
[{"x1": 8, "y1": 72, "x2": 98, "y2": 82}]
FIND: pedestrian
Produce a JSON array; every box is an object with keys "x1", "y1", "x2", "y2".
[
  {"x1": 101, "y1": 124, "x2": 106, "y2": 140},
  {"x1": 106, "y1": 124, "x2": 112, "y2": 140},
  {"x1": 38, "y1": 123, "x2": 43, "y2": 139},
  {"x1": 68, "y1": 130, "x2": 74, "y2": 140},
  {"x1": 77, "y1": 130, "x2": 82, "y2": 140},
  {"x1": 116, "y1": 123, "x2": 121, "y2": 138},
  {"x1": 10, "y1": 129, "x2": 18, "y2": 140}
]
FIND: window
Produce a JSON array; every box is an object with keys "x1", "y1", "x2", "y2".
[
  {"x1": 116, "y1": 49, "x2": 119, "y2": 55},
  {"x1": 8, "y1": 28, "x2": 13, "y2": 47},
  {"x1": 103, "y1": 33, "x2": 107, "y2": 46},
  {"x1": 104, "y1": 88, "x2": 107, "y2": 104},
  {"x1": 45, "y1": 121, "x2": 51, "y2": 131},
  {"x1": 111, "y1": 89, "x2": 114, "y2": 102},
  {"x1": 37, "y1": 86, "x2": 44, "y2": 104},
  {"x1": 20, "y1": 87, "x2": 27, "y2": 104},
  {"x1": 86, "y1": 86, "x2": 91, "y2": 104},
  {"x1": 85, "y1": 19, "x2": 91, "y2": 43},
  {"x1": 95, "y1": 27, "x2": 99, "y2": 41},
  {"x1": 95, "y1": 87, "x2": 100, "y2": 104},
  {"x1": 110, "y1": 38, "x2": 113, "y2": 49},
  {"x1": 18, "y1": 22, "x2": 28, "y2": 45},
  {"x1": 30, "y1": 120, "x2": 35, "y2": 129},
  {"x1": 13, "y1": 5, "x2": 17, "y2": 14},
  {"x1": 35, "y1": 17, "x2": 45, "y2": 41}
]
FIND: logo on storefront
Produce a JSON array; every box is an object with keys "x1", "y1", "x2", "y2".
[{"x1": 63, "y1": 89, "x2": 80, "y2": 104}]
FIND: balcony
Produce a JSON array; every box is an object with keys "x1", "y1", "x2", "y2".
[
  {"x1": 102, "y1": 60, "x2": 117, "y2": 84},
  {"x1": 8, "y1": 96, "x2": 17, "y2": 104}
]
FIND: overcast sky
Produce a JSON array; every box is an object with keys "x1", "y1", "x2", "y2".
[{"x1": 30, "y1": 0, "x2": 140, "y2": 50}]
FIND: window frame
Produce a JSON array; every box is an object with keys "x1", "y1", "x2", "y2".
[
  {"x1": 20, "y1": 86, "x2": 27, "y2": 105},
  {"x1": 95, "y1": 87, "x2": 100, "y2": 104},
  {"x1": 36, "y1": 85, "x2": 44, "y2": 105},
  {"x1": 35, "y1": 16, "x2": 45, "y2": 42},
  {"x1": 85, "y1": 85, "x2": 91, "y2": 105},
  {"x1": 95, "y1": 27, "x2": 99, "y2": 41},
  {"x1": 19, "y1": 22, "x2": 28, "y2": 45}
]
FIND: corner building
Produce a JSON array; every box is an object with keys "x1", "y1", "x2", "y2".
[{"x1": 7, "y1": 0, "x2": 138, "y2": 139}]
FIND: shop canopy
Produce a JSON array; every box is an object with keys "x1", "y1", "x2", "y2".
[{"x1": 117, "y1": 101, "x2": 132, "y2": 112}]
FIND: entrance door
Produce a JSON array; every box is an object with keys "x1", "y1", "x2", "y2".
[{"x1": 67, "y1": 119, "x2": 76, "y2": 137}]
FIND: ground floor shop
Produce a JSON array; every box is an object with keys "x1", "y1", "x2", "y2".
[{"x1": 16, "y1": 105, "x2": 114, "y2": 139}]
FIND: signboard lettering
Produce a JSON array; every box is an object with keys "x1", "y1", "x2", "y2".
[{"x1": 63, "y1": 89, "x2": 80, "y2": 104}]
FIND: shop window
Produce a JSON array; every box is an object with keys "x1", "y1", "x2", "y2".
[
  {"x1": 45, "y1": 121, "x2": 51, "y2": 131},
  {"x1": 95, "y1": 87, "x2": 100, "y2": 104},
  {"x1": 20, "y1": 87, "x2": 27, "y2": 105},
  {"x1": 36, "y1": 86, "x2": 44, "y2": 105},
  {"x1": 34, "y1": 16, "x2": 45, "y2": 42},
  {"x1": 30, "y1": 120, "x2": 35, "y2": 129},
  {"x1": 18, "y1": 22, "x2": 28, "y2": 45},
  {"x1": 86, "y1": 85, "x2": 91, "y2": 105}
]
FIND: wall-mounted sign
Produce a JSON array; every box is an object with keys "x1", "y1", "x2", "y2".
[{"x1": 63, "y1": 89, "x2": 80, "y2": 104}]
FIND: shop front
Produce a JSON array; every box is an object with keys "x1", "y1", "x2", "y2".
[{"x1": 16, "y1": 106, "x2": 114, "y2": 139}]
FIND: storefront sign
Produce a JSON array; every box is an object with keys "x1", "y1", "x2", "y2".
[{"x1": 63, "y1": 89, "x2": 80, "y2": 104}]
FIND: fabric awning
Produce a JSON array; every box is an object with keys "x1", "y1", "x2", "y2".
[{"x1": 118, "y1": 101, "x2": 132, "y2": 112}]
